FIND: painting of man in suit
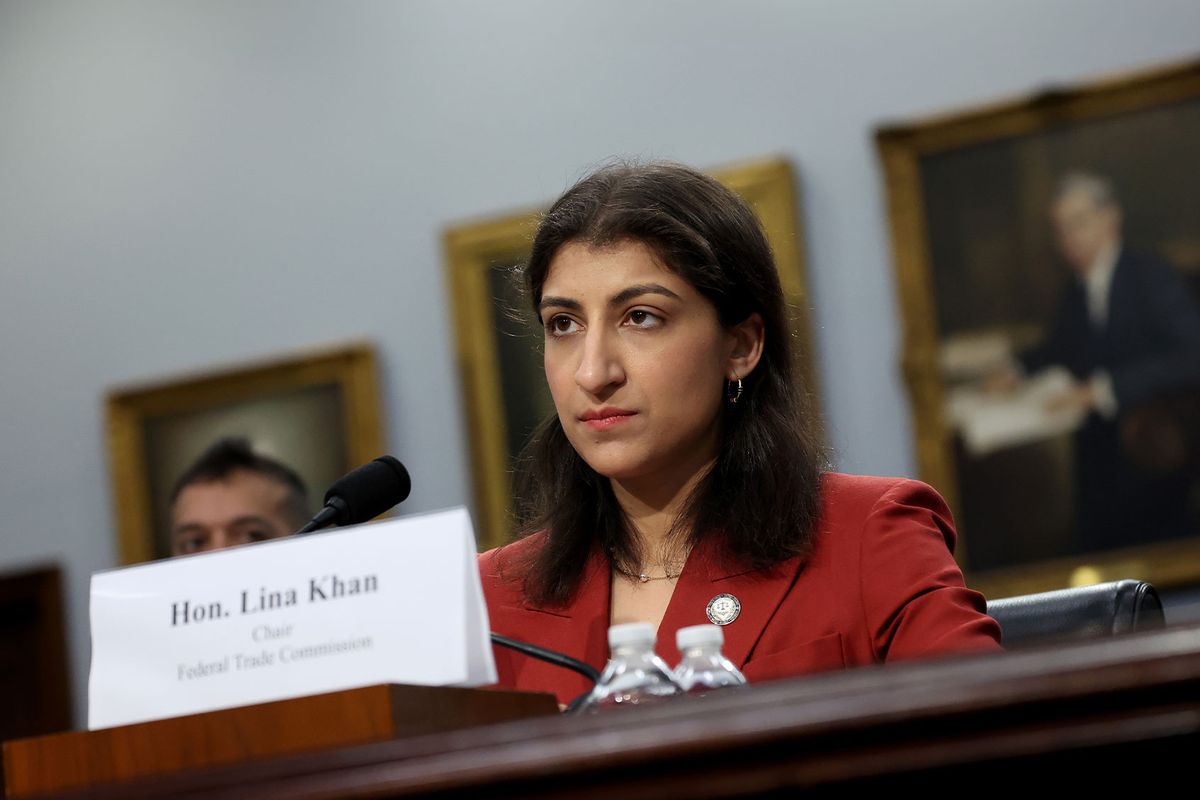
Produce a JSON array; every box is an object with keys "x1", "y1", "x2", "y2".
[
  {"x1": 987, "y1": 172, "x2": 1200, "y2": 552},
  {"x1": 881, "y1": 66, "x2": 1200, "y2": 592}
]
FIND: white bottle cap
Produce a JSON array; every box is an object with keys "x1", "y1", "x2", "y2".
[
  {"x1": 676, "y1": 623, "x2": 724, "y2": 651},
  {"x1": 608, "y1": 622, "x2": 656, "y2": 649}
]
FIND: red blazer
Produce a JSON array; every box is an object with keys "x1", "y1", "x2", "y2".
[{"x1": 479, "y1": 473, "x2": 1003, "y2": 706}]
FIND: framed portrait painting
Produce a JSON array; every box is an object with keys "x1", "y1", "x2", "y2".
[
  {"x1": 105, "y1": 343, "x2": 384, "y2": 563},
  {"x1": 444, "y1": 157, "x2": 818, "y2": 549},
  {"x1": 877, "y1": 59, "x2": 1200, "y2": 598}
]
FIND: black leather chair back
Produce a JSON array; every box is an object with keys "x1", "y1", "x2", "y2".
[{"x1": 986, "y1": 579, "x2": 1165, "y2": 647}]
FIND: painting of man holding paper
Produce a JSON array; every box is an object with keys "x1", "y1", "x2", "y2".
[
  {"x1": 997, "y1": 174, "x2": 1200, "y2": 549},
  {"x1": 965, "y1": 172, "x2": 1200, "y2": 556}
]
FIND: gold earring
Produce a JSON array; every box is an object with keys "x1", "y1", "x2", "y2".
[{"x1": 726, "y1": 374, "x2": 743, "y2": 404}]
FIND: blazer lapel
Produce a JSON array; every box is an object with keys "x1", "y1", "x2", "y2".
[
  {"x1": 657, "y1": 535, "x2": 805, "y2": 669},
  {"x1": 488, "y1": 545, "x2": 611, "y2": 699}
]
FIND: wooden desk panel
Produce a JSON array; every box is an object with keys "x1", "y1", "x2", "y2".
[
  {"x1": 15, "y1": 623, "x2": 1200, "y2": 797},
  {"x1": 2, "y1": 684, "x2": 556, "y2": 797}
]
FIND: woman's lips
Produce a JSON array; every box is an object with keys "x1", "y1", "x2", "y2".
[{"x1": 580, "y1": 409, "x2": 636, "y2": 430}]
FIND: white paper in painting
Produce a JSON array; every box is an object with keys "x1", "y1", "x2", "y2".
[
  {"x1": 944, "y1": 366, "x2": 1087, "y2": 457},
  {"x1": 88, "y1": 507, "x2": 496, "y2": 730}
]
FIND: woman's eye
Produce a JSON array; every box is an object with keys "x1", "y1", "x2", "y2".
[
  {"x1": 545, "y1": 315, "x2": 579, "y2": 337},
  {"x1": 625, "y1": 309, "x2": 662, "y2": 329}
]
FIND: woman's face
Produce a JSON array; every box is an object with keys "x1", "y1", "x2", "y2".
[{"x1": 539, "y1": 239, "x2": 749, "y2": 488}]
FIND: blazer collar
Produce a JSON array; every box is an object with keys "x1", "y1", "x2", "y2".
[
  {"x1": 657, "y1": 533, "x2": 806, "y2": 667},
  {"x1": 505, "y1": 543, "x2": 612, "y2": 671},
  {"x1": 504, "y1": 534, "x2": 806, "y2": 671}
]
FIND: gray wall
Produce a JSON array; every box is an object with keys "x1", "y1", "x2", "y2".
[{"x1": 2, "y1": 0, "x2": 1198, "y2": 725}]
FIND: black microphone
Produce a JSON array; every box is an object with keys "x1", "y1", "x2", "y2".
[{"x1": 296, "y1": 456, "x2": 412, "y2": 534}]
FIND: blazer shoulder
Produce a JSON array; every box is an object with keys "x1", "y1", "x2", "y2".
[
  {"x1": 479, "y1": 531, "x2": 546, "y2": 569},
  {"x1": 820, "y1": 472, "x2": 946, "y2": 512},
  {"x1": 818, "y1": 472, "x2": 955, "y2": 548},
  {"x1": 478, "y1": 532, "x2": 546, "y2": 604},
  {"x1": 819, "y1": 472, "x2": 996, "y2": 659}
]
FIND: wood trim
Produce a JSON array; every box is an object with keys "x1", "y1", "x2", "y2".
[{"x1": 23, "y1": 622, "x2": 1200, "y2": 798}]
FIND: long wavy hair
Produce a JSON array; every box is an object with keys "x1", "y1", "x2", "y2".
[{"x1": 511, "y1": 162, "x2": 827, "y2": 606}]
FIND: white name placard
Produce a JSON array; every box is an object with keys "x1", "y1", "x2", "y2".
[{"x1": 88, "y1": 507, "x2": 496, "y2": 730}]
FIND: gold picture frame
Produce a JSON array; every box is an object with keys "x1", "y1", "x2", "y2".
[
  {"x1": 106, "y1": 342, "x2": 385, "y2": 564},
  {"x1": 876, "y1": 59, "x2": 1200, "y2": 598},
  {"x1": 445, "y1": 157, "x2": 818, "y2": 550}
]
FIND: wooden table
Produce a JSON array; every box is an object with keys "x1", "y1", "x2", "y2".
[{"x1": 14, "y1": 622, "x2": 1200, "y2": 798}]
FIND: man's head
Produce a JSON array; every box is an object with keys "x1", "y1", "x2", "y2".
[
  {"x1": 168, "y1": 438, "x2": 312, "y2": 556},
  {"x1": 1050, "y1": 172, "x2": 1123, "y2": 275}
]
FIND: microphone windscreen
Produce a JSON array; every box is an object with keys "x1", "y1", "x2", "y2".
[{"x1": 323, "y1": 456, "x2": 412, "y2": 525}]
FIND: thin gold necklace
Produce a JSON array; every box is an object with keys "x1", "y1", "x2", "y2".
[{"x1": 611, "y1": 561, "x2": 682, "y2": 583}]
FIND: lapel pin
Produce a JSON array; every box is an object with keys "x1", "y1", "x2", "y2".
[{"x1": 706, "y1": 593, "x2": 741, "y2": 626}]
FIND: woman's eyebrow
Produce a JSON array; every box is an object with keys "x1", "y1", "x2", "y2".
[
  {"x1": 609, "y1": 284, "x2": 681, "y2": 306},
  {"x1": 538, "y1": 296, "x2": 581, "y2": 312},
  {"x1": 537, "y1": 284, "x2": 681, "y2": 313}
]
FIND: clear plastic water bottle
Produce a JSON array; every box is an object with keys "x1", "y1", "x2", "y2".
[
  {"x1": 673, "y1": 624, "x2": 747, "y2": 693},
  {"x1": 577, "y1": 623, "x2": 683, "y2": 711}
]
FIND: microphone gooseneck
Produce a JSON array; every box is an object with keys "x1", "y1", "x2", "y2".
[
  {"x1": 489, "y1": 633, "x2": 600, "y2": 713},
  {"x1": 489, "y1": 633, "x2": 601, "y2": 683}
]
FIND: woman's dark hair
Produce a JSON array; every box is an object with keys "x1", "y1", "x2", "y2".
[{"x1": 512, "y1": 161, "x2": 827, "y2": 606}]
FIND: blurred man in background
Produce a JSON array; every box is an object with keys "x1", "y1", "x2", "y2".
[{"x1": 169, "y1": 438, "x2": 312, "y2": 555}]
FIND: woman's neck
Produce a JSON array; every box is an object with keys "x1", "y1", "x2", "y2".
[{"x1": 610, "y1": 456, "x2": 715, "y2": 565}]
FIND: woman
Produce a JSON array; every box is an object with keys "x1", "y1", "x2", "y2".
[{"x1": 480, "y1": 162, "x2": 1001, "y2": 707}]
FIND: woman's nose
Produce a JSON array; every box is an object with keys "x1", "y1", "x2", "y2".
[{"x1": 575, "y1": 329, "x2": 625, "y2": 395}]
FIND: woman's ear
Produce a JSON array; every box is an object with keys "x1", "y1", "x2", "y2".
[{"x1": 726, "y1": 312, "x2": 765, "y2": 379}]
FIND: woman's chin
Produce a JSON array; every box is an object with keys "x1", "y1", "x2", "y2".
[
  {"x1": 576, "y1": 452, "x2": 654, "y2": 484},
  {"x1": 585, "y1": 463, "x2": 645, "y2": 484},
  {"x1": 575, "y1": 443, "x2": 714, "y2": 489}
]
